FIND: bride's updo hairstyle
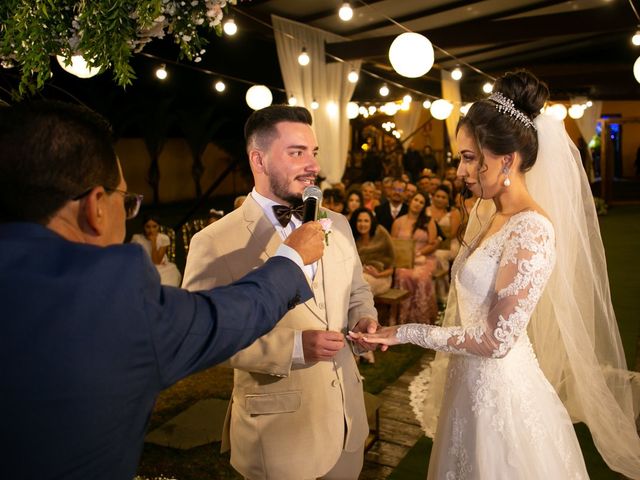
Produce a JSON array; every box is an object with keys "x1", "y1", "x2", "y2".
[{"x1": 457, "y1": 70, "x2": 549, "y2": 173}]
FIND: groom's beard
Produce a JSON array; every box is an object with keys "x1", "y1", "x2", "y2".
[{"x1": 269, "y1": 176, "x2": 307, "y2": 208}]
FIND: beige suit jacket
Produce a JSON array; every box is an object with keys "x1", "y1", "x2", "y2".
[{"x1": 182, "y1": 195, "x2": 377, "y2": 480}]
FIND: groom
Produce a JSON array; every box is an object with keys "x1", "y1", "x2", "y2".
[{"x1": 183, "y1": 105, "x2": 379, "y2": 479}]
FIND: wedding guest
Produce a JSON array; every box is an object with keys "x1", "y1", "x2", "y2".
[
  {"x1": 361, "y1": 181, "x2": 379, "y2": 211},
  {"x1": 344, "y1": 188, "x2": 364, "y2": 220},
  {"x1": 0, "y1": 100, "x2": 325, "y2": 480},
  {"x1": 322, "y1": 187, "x2": 345, "y2": 214},
  {"x1": 375, "y1": 178, "x2": 408, "y2": 232},
  {"x1": 349, "y1": 207, "x2": 395, "y2": 296},
  {"x1": 233, "y1": 194, "x2": 247, "y2": 209},
  {"x1": 391, "y1": 192, "x2": 440, "y2": 324},
  {"x1": 207, "y1": 207, "x2": 224, "y2": 224},
  {"x1": 131, "y1": 214, "x2": 182, "y2": 287},
  {"x1": 182, "y1": 105, "x2": 378, "y2": 480}
]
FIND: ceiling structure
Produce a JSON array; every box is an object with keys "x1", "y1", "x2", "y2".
[{"x1": 237, "y1": 0, "x2": 640, "y2": 102}]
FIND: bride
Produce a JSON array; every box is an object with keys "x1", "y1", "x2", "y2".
[{"x1": 349, "y1": 70, "x2": 640, "y2": 478}]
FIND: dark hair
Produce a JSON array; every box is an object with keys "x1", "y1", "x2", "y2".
[
  {"x1": 142, "y1": 213, "x2": 162, "y2": 226},
  {"x1": 349, "y1": 207, "x2": 378, "y2": 240},
  {"x1": 345, "y1": 188, "x2": 364, "y2": 214},
  {"x1": 408, "y1": 191, "x2": 431, "y2": 234},
  {"x1": 323, "y1": 188, "x2": 345, "y2": 204},
  {"x1": 244, "y1": 105, "x2": 313, "y2": 151},
  {"x1": 457, "y1": 69, "x2": 549, "y2": 174},
  {"x1": 435, "y1": 184, "x2": 451, "y2": 197},
  {"x1": 0, "y1": 101, "x2": 118, "y2": 224},
  {"x1": 455, "y1": 70, "x2": 549, "y2": 246}
]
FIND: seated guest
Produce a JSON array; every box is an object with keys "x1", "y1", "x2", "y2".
[
  {"x1": 349, "y1": 207, "x2": 395, "y2": 296},
  {"x1": 344, "y1": 188, "x2": 364, "y2": 220},
  {"x1": 131, "y1": 214, "x2": 182, "y2": 287},
  {"x1": 233, "y1": 195, "x2": 247, "y2": 210},
  {"x1": 375, "y1": 177, "x2": 408, "y2": 232},
  {"x1": 321, "y1": 187, "x2": 345, "y2": 214},
  {"x1": 361, "y1": 181, "x2": 379, "y2": 211},
  {"x1": 426, "y1": 185, "x2": 461, "y2": 302},
  {"x1": 391, "y1": 192, "x2": 440, "y2": 325}
]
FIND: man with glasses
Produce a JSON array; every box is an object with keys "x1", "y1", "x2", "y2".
[
  {"x1": 0, "y1": 101, "x2": 325, "y2": 480},
  {"x1": 374, "y1": 177, "x2": 408, "y2": 232}
]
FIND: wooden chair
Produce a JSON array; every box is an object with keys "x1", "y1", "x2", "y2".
[
  {"x1": 373, "y1": 238, "x2": 415, "y2": 325},
  {"x1": 158, "y1": 225, "x2": 177, "y2": 263},
  {"x1": 180, "y1": 217, "x2": 208, "y2": 256}
]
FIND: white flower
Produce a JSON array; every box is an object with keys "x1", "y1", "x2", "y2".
[{"x1": 318, "y1": 218, "x2": 333, "y2": 246}]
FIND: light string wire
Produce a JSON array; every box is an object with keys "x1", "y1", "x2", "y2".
[{"x1": 627, "y1": 0, "x2": 640, "y2": 24}]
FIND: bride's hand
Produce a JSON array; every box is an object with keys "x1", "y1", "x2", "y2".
[{"x1": 348, "y1": 326, "x2": 401, "y2": 346}]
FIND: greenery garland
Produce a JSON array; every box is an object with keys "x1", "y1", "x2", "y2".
[{"x1": 0, "y1": 0, "x2": 236, "y2": 96}]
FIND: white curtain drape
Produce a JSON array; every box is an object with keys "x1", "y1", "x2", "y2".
[
  {"x1": 272, "y1": 15, "x2": 361, "y2": 183},
  {"x1": 395, "y1": 102, "x2": 423, "y2": 151},
  {"x1": 441, "y1": 70, "x2": 462, "y2": 155}
]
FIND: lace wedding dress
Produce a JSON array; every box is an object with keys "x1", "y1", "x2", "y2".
[{"x1": 398, "y1": 210, "x2": 589, "y2": 479}]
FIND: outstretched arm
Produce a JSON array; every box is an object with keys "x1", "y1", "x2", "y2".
[{"x1": 351, "y1": 217, "x2": 555, "y2": 359}]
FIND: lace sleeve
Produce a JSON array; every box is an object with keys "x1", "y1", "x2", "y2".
[{"x1": 396, "y1": 216, "x2": 555, "y2": 358}]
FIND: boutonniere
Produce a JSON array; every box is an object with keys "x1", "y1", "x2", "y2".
[{"x1": 317, "y1": 211, "x2": 333, "y2": 246}]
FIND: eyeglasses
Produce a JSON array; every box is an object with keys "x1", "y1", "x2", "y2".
[{"x1": 73, "y1": 187, "x2": 144, "y2": 220}]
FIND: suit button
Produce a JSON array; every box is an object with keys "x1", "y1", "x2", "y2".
[
  {"x1": 331, "y1": 379, "x2": 338, "y2": 387},
  {"x1": 318, "y1": 302, "x2": 325, "y2": 309}
]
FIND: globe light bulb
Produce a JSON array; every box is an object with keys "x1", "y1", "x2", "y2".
[
  {"x1": 298, "y1": 48, "x2": 310, "y2": 66},
  {"x1": 482, "y1": 82, "x2": 493, "y2": 94},
  {"x1": 311, "y1": 99, "x2": 320, "y2": 110},
  {"x1": 288, "y1": 95, "x2": 297, "y2": 106},
  {"x1": 155, "y1": 64, "x2": 168, "y2": 80},
  {"x1": 379, "y1": 84, "x2": 389, "y2": 97},
  {"x1": 422, "y1": 99, "x2": 432, "y2": 109},
  {"x1": 245, "y1": 85, "x2": 273, "y2": 110},
  {"x1": 338, "y1": 2, "x2": 353, "y2": 21},
  {"x1": 347, "y1": 70, "x2": 359, "y2": 83},
  {"x1": 56, "y1": 54, "x2": 101, "y2": 79},
  {"x1": 632, "y1": 30, "x2": 640, "y2": 46},
  {"x1": 223, "y1": 18, "x2": 237, "y2": 36},
  {"x1": 388, "y1": 32, "x2": 434, "y2": 78},
  {"x1": 451, "y1": 67, "x2": 462, "y2": 81},
  {"x1": 214, "y1": 80, "x2": 226, "y2": 92}
]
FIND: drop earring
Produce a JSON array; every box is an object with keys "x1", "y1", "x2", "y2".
[{"x1": 502, "y1": 167, "x2": 511, "y2": 187}]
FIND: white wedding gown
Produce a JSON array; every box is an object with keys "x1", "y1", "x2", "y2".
[{"x1": 397, "y1": 211, "x2": 589, "y2": 479}]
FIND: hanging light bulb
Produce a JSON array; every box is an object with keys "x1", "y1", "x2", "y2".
[
  {"x1": 56, "y1": 54, "x2": 101, "y2": 79},
  {"x1": 568, "y1": 104, "x2": 585, "y2": 119},
  {"x1": 586, "y1": 100, "x2": 593, "y2": 107},
  {"x1": 347, "y1": 70, "x2": 359, "y2": 83},
  {"x1": 338, "y1": 2, "x2": 353, "y2": 21},
  {"x1": 545, "y1": 103, "x2": 568, "y2": 121},
  {"x1": 482, "y1": 82, "x2": 493, "y2": 94},
  {"x1": 422, "y1": 99, "x2": 432, "y2": 109},
  {"x1": 430, "y1": 99, "x2": 454, "y2": 120},
  {"x1": 389, "y1": 32, "x2": 434, "y2": 78},
  {"x1": 214, "y1": 80, "x2": 226, "y2": 92},
  {"x1": 155, "y1": 64, "x2": 168, "y2": 80},
  {"x1": 402, "y1": 94, "x2": 412, "y2": 104},
  {"x1": 288, "y1": 95, "x2": 297, "y2": 106},
  {"x1": 379, "y1": 84, "x2": 389, "y2": 97},
  {"x1": 368, "y1": 105, "x2": 377, "y2": 115},
  {"x1": 347, "y1": 102, "x2": 359, "y2": 119},
  {"x1": 634, "y1": 56, "x2": 640, "y2": 84},
  {"x1": 223, "y1": 18, "x2": 237, "y2": 36},
  {"x1": 245, "y1": 85, "x2": 273, "y2": 110},
  {"x1": 451, "y1": 67, "x2": 462, "y2": 81},
  {"x1": 298, "y1": 47, "x2": 310, "y2": 66},
  {"x1": 632, "y1": 30, "x2": 640, "y2": 46},
  {"x1": 310, "y1": 99, "x2": 320, "y2": 110}
]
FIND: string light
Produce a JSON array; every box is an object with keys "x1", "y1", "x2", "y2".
[
  {"x1": 310, "y1": 99, "x2": 319, "y2": 110},
  {"x1": 223, "y1": 18, "x2": 237, "y2": 36},
  {"x1": 379, "y1": 84, "x2": 389, "y2": 96},
  {"x1": 155, "y1": 64, "x2": 168, "y2": 80},
  {"x1": 288, "y1": 95, "x2": 297, "y2": 106},
  {"x1": 338, "y1": 2, "x2": 354, "y2": 21},
  {"x1": 422, "y1": 99, "x2": 432, "y2": 109},
  {"x1": 482, "y1": 82, "x2": 493, "y2": 93},
  {"x1": 347, "y1": 70, "x2": 359, "y2": 83},
  {"x1": 298, "y1": 47, "x2": 310, "y2": 66},
  {"x1": 451, "y1": 67, "x2": 462, "y2": 81},
  {"x1": 632, "y1": 30, "x2": 640, "y2": 46},
  {"x1": 214, "y1": 80, "x2": 226, "y2": 92}
]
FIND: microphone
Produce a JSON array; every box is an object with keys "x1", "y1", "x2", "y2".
[{"x1": 302, "y1": 185, "x2": 323, "y2": 223}]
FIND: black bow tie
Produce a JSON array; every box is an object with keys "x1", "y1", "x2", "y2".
[{"x1": 272, "y1": 204, "x2": 304, "y2": 227}]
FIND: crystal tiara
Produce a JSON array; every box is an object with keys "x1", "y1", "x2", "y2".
[{"x1": 488, "y1": 92, "x2": 536, "y2": 130}]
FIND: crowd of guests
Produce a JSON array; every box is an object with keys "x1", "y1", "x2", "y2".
[{"x1": 319, "y1": 160, "x2": 473, "y2": 326}]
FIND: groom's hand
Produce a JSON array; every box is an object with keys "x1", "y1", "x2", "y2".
[
  {"x1": 302, "y1": 330, "x2": 345, "y2": 362},
  {"x1": 284, "y1": 222, "x2": 325, "y2": 265},
  {"x1": 350, "y1": 318, "x2": 388, "y2": 352}
]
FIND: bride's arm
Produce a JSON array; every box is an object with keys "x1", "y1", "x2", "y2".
[{"x1": 370, "y1": 217, "x2": 555, "y2": 358}]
